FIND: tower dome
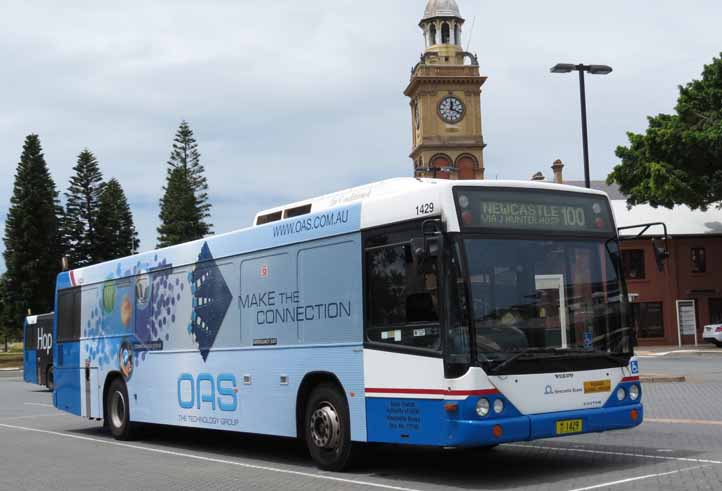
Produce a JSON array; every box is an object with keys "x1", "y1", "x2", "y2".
[{"x1": 422, "y1": 0, "x2": 462, "y2": 21}]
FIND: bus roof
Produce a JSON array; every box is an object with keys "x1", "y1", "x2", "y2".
[
  {"x1": 253, "y1": 177, "x2": 609, "y2": 227},
  {"x1": 61, "y1": 178, "x2": 611, "y2": 289}
]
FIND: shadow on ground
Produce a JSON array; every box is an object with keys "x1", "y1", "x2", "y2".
[{"x1": 64, "y1": 424, "x2": 703, "y2": 490}]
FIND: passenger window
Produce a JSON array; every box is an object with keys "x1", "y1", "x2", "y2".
[
  {"x1": 25, "y1": 321, "x2": 38, "y2": 349},
  {"x1": 57, "y1": 287, "x2": 81, "y2": 342},
  {"x1": 366, "y1": 242, "x2": 441, "y2": 351}
]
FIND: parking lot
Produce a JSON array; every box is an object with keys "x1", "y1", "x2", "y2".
[{"x1": 2, "y1": 352, "x2": 722, "y2": 490}]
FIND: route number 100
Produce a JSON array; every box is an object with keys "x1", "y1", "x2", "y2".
[{"x1": 562, "y1": 207, "x2": 586, "y2": 227}]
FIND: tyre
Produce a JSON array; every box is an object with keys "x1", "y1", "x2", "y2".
[
  {"x1": 304, "y1": 383, "x2": 353, "y2": 471},
  {"x1": 106, "y1": 378, "x2": 137, "y2": 440},
  {"x1": 45, "y1": 365, "x2": 54, "y2": 391}
]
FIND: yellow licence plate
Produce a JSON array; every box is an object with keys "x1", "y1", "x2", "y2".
[{"x1": 556, "y1": 419, "x2": 583, "y2": 435}]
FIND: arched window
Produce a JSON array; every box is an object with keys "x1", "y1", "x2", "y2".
[
  {"x1": 431, "y1": 154, "x2": 452, "y2": 179},
  {"x1": 429, "y1": 24, "x2": 437, "y2": 45},
  {"x1": 441, "y1": 23, "x2": 450, "y2": 44},
  {"x1": 455, "y1": 154, "x2": 478, "y2": 180},
  {"x1": 454, "y1": 24, "x2": 461, "y2": 45}
]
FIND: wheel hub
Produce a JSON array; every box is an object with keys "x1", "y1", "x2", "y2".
[{"x1": 309, "y1": 403, "x2": 341, "y2": 450}]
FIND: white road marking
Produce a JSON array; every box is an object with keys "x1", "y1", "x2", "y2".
[
  {"x1": 566, "y1": 465, "x2": 707, "y2": 491},
  {"x1": 0, "y1": 422, "x2": 420, "y2": 491},
  {"x1": 506, "y1": 443, "x2": 722, "y2": 465},
  {"x1": 23, "y1": 403, "x2": 54, "y2": 408},
  {"x1": 647, "y1": 417, "x2": 722, "y2": 427},
  {"x1": 636, "y1": 349, "x2": 722, "y2": 357},
  {"x1": 0, "y1": 413, "x2": 70, "y2": 421}
]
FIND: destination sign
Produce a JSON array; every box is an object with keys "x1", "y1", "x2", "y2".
[{"x1": 455, "y1": 188, "x2": 613, "y2": 233}]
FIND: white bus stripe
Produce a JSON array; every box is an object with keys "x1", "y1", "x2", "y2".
[{"x1": 0, "y1": 422, "x2": 420, "y2": 491}]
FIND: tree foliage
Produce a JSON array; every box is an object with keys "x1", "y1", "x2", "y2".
[
  {"x1": 157, "y1": 166, "x2": 207, "y2": 248},
  {"x1": 157, "y1": 121, "x2": 212, "y2": 247},
  {"x1": 2, "y1": 135, "x2": 64, "y2": 334},
  {"x1": 608, "y1": 53, "x2": 722, "y2": 210},
  {"x1": 64, "y1": 149, "x2": 105, "y2": 267},
  {"x1": 166, "y1": 120, "x2": 212, "y2": 232},
  {"x1": 96, "y1": 178, "x2": 139, "y2": 261}
]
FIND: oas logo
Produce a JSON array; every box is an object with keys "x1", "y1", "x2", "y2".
[{"x1": 119, "y1": 340, "x2": 134, "y2": 381}]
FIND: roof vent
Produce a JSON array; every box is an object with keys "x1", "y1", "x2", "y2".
[
  {"x1": 283, "y1": 204, "x2": 312, "y2": 219},
  {"x1": 256, "y1": 211, "x2": 282, "y2": 226}
]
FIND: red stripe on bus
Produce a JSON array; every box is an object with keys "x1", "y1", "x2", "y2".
[
  {"x1": 69, "y1": 270, "x2": 77, "y2": 286},
  {"x1": 621, "y1": 376, "x2": 639, "y2": 382},
  {"x1": 364, "y1": 388, "x2": 500, "y2": 397}
]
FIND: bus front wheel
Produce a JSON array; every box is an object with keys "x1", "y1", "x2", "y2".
[
  {"x1": 106, "y1": 378, "x2": 136, "y2": 440},
  {"x1": 304, "y1": 383, "x2": 352, "y2": 471}
]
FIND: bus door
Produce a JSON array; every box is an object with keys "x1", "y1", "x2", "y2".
[{"x1": 534, "y1": 274, "x2": 568, "y2": 348}]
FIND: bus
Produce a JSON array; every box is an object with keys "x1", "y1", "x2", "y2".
[
  {"x1": 23, "y1": 312, "x2": 55, "y2": 389},
  {"x1": 52, "y1": 178, "x2": 643, "y2": 471}
]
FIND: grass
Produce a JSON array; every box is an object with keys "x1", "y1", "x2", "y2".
[{"x1": 0, "y1": 352, "x2": 22, "y2": 369}]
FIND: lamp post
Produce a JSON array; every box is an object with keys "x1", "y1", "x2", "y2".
[{"x1": 550, "y1": 63, "x2": 612, "y2": 189}]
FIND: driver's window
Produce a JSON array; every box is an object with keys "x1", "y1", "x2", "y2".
[{"x1": 366, "y1": 242, "x2": 441, "y2": 351}]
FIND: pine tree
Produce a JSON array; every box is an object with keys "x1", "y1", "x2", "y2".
[
  {"x1": 166, "y1": 120, "x2": 212, "y2": 234},
  {"x1": 96, "y1": 178, "x2": 140, "y2": 261},
  {"x1": 2, "y1": 135, "x2": 64, "y2": 332},
  {"x1": 64, "y1": 149, "x2": 105, "y2": 267},
  {"x1": 157, "y1": 166, "x2": 206, "y2": 247}
]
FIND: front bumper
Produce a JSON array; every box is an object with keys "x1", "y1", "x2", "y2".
[{"x1": 447, "y1": 403, "x2": 643, "y2": 447}]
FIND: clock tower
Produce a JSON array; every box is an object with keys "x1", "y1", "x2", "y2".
[{"x1": 405, "y1": 0, "x2": 487, "y2": 179}]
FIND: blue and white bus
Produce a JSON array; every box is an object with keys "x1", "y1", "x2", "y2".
[
  {"x1": 23, "y1": 312, "x2": 55, "y2": 389},
  {"x1": 53, "y1": 178, "x2": 643, "y2": 470}
]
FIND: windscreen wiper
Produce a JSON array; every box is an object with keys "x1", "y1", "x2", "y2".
[{"x1": 488, "y1": 347, "x2": 567, "y2": 374}]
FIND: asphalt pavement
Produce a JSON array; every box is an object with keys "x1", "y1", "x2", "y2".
[{"x1": 2, "y1": 354, "x2": 722, "y2": 490}]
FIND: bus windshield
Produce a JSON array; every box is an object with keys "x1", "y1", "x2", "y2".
[{"x1": 462, "y1": 237, "x2": 633, "y2": 367}]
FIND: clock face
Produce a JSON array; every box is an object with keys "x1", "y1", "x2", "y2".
[{"x1": 438, "y1": 96, "x2": 465, "y2": 124}]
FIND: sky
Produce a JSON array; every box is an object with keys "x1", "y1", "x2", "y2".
[{"x1": 1, "y1": 0, "x2": 721, "y2": 269}]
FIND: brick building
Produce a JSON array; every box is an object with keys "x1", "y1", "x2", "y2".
[{"x1": 574, "y1": 180, "x2": 722, "y2": 346}]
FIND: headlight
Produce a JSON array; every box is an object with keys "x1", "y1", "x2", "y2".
[
  {"x1": 493, "y1": 399, "x2": 504, "y2": 414},
  {"x1": 629, "y1": 384, "x2": 640, "y2": 401},
  {"x1": 616, "y1": 387, "x2": 626, "y2": 401},
  {"x1": 476, "y1": 398, "x2": 490, "y2": 417}
]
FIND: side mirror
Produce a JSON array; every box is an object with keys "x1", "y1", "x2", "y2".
[
  {"x1": 652, "y1": 238, "x2": 669, "y2": 272},
  {"x1": 617, "y1": 222, "x2": 670, "y2": 273}
]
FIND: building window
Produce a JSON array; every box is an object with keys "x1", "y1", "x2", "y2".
[
  {"x1": 710, "y1": 298, "x2": 722, "y2": 325},
  {"x1": 631, "y1": 302, "x2": 664, "y2": 338},
  {"x1": 621, "y1": 250, "x2": 645, "y2": 280},
  {"x1": 691, "y1": 247, "x2": 706, "y2": 273},
  {"x1": 441, "y1": 22, "x2": 450, "y2": 44}
]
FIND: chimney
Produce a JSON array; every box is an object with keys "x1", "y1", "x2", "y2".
[
  {"x1": 531, "y1": 171, "x2": 545, "y2": 181},
  {"x1": 551, "y1": 159, "x2": 564, "y2": 184}
]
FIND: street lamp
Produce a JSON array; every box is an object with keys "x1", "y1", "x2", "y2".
[{"x1": 550, "y1": 63, "x2": 612, "y2": 188}]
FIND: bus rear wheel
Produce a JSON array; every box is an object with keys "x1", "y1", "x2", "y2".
[
  {"x1": 304, "y1": 383, "x2": 352, "y2": 471},
  {"x1": 106, "y1": 378, "x2": 136, "y2": 440}
]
